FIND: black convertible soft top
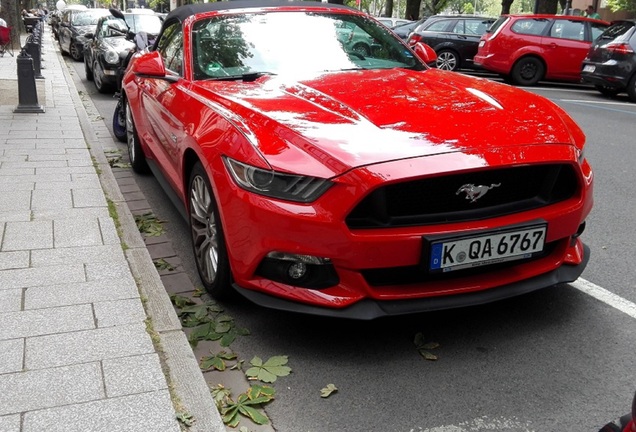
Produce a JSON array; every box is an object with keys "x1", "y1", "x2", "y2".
[{"x1": 164, "y1": 0, "x2": 356, "y2": 24}]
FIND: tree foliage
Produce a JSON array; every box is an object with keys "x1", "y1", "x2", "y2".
[{"x1": 606, "y1": 0, "x2": 636, "y2": 12}]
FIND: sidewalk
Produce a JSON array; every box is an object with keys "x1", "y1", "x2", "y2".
[{"x1": 0, "y1": 26, "x2": 225, "y2": 432}]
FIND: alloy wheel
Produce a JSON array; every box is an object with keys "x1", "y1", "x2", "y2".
[{"x1": 190, "y1": 175, "x2": 219, "y2": 285}]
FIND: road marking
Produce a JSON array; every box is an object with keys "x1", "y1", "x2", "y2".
[
  {"x1": 572, "y1": 278, "x2": 636, "y2": 319},
  {"x1": 415, "y1": 416, "x2": 535, "y2": 431}
]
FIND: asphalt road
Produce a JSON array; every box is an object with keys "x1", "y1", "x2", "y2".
[{"x1": 67, "y1": 57, "x2": 636, "y2": 432}]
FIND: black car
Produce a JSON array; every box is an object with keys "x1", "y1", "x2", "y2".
[
  {"x1": 581, "y1": 20, "x2": 636, "y2": 101},
  {"x1": 58, "y1": 7, "x2": 109, "y2": 61},
  {"x1": 83, "y1": 12, "x2": 162, "y2": 93},
  {"x1": 392, "y1": 18, "x2": 427, "y2": 40},
  {"x1": 407, "y1": 15, "x2": 495, "y2": 71}
]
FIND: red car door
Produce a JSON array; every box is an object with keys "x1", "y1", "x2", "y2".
[{"x1": 540, "y1": 19, "x2": 589, "y2": 81}]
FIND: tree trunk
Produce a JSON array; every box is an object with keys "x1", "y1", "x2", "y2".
[
  {"x1": 4, "y1": 0, "x2": 21, "y2": 50},
  {"x1": 405, "y1": 0, "x2": 422, "y2": 19},
  {"x1": 384, "y1": 0, "x2": 394, "y2": 17},
  {"x1": 501, "y1": 0, "x2": 514, "y2": 14},
  {"x1": 537, "y1": 0, "x2": 560, "y2": 13}
]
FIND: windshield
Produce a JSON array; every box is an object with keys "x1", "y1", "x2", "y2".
[
  {"x1": 72, "y1": 9, "x2": 109, "y2": 26},
  {"x1": 125, "y1": 13, "x2": 162, "y2": 34},
  {"x1": 191, "y1": 11, "x2": 423, "y2": 80}
]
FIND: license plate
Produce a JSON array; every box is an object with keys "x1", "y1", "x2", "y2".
[
  {"x1": 583, "y1": 64, "x2": 595, "y2": 73},
  {"x1": 428, "y1": 225, "x2": 546, "y2": 272}
]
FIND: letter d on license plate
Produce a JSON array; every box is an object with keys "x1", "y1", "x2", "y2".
[{"x1": 428, "y1": 224, "x2": 546, "y2": 272}]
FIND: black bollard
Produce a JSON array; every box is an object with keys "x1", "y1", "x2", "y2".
[
  {"x1": 14, "y1": 49, "x2": 45, "y2": 114},
  {"x1": 25, "y1": 36, "x2": 43, "y2": 79}
]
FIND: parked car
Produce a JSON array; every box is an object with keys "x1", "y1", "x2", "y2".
[
  {"x1": 474, "y1": 14, "x2": 609, "y2": 85},
  {"x1": 581, "y1": 20, "x2": 636, "y2": 101},
  {"x1": 392, "y1": 17, "x2": 426, "y2": 40},
  {"x1": 407, "y1": 15, "x2": 496, "y2": 71},
  {"x1": 84, "y1": 12, "x2": 162, "y2": 93},
  {"x1": 58, "y1": 7, "x2": 110, "y2": 61},
  {"x1": 334, "y1": 20, "x2": 378, "y2": 57},
  {"x1": 377, "y1": 17, "x2": 412, "y2": 29},
  {"x1": 122, "y1": 0, "x2": 592, "y2": 319}
]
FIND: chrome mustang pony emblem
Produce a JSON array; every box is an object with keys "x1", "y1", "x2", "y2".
[{"x1": 456, "y1": 183, "x2": 501, "y2": 203}]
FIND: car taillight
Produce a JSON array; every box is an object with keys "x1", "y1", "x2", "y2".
[
  {"x1": 408, "y1": 34, "x2": 422, "y2": 46},
  {"x1": 605, "y1": 42, "x2": 634, "y2": 55}
]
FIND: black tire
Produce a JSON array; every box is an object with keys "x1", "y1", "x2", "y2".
[
  {"x1": 627, "y1": 74, "x2": 636, "y2": 102},
  {"x1": 436, "y1": 49, "x2": 459, "y2": 71},
  {"x1": 511, "y1": 56, "x2": 544, "y2": 86},
  {"x1": 69, "y1": 42, "x2": 83, "y2": 61},
  {"x1": 188, "y1": 162, "x2": 233, "y2": 299},
  {"x1": 594, "y1": 84, "x2": 621, "y2": 97},
  {"x1": 93, "y1": 60, "x2": 113, "y2": 93},
  {"x1": 113, "y1": 99, "x2": 127, "y2": 143},
  {"x1": 352, "y1": 43, "x2": 370, "y2": 57},
  {"x1": 125, "y1": 99, "x2": 149, "y2": 174},
  {"x1": 84, "y1": 56, "x2": 93, "y2": 81}
]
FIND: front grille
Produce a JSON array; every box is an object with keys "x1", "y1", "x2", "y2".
[{"x1": 346, "y1": 164, "x2": 578, "y2": 228}]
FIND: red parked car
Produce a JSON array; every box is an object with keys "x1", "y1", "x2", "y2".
[
  {"x1": 122, "y1": 0, "x2": 593, "y2": 319},
  {"x1": 474, "y1": 14, "x2": 609, "y2": 85}
]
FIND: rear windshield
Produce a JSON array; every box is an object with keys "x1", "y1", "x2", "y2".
[
  {"x1": 486, "y1": 16, "x2": 508, "y2": 33},
  {"x1": 598, "y1": 21, "x2": 635, "y2": 41}
]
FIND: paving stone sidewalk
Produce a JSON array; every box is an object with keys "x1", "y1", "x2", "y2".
[{"x1": 0, "y1": 24, "x2": 224, "y2": 432}]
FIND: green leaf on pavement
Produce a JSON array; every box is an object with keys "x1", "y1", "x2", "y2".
[
  {"x1": 245, "y1": 355, "x2": 291, "y2": 383},
  {"x1": 320, "y1": 383, "x2": 338, "y2": 398},
  {"x1": 414, "y1": 332, "x2": 440, "y2": 361},
  {"x1": 200, "y1": 350, "x2": 237, "y2": 371},
  {"x1": 176, "y1": 411, "x2": 194, "y2": 427}
]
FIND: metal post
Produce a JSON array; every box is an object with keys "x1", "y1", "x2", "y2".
[{"x1": 14, "y1": 48, "x2": 45, "y2": 113}]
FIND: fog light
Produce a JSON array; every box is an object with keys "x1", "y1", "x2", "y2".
[
  {"x1": 256, "y1": 252, "x2": 339, "y2": 289},
  {"x1": 570, "y1": 221, "x2": 586, "y2": 246},
  {"x1": 288, "y1": 262, "x2": 307, "y2": 279}
]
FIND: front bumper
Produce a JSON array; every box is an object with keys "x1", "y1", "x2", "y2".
[{"x1": 234, "y1": 243, "x2": 589, "y2": 319}]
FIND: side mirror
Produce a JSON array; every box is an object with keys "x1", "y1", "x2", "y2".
[
  {"x1": 131, "y1": 50, "x2": 178, "y2": 82},
  {"x1": 413, "y1": 42, "x2": 437, "y2": 68},
  {"x1": 109, "y1": 7, "x2": 125, "y2": 20}
]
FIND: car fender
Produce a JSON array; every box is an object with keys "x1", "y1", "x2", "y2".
[{"x1": 509, "y1": 46, "x2": 546, "y2": 74}]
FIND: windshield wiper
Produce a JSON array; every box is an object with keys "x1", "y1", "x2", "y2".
[{"x1": 206, "y1": 72, "x2": 276, "y2": 82}]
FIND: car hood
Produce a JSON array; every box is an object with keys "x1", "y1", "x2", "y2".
[
  {"x1": 103, "y1": 37, "x2": 134, "y2": 54},
  {"x1": 192, "y1": 68, "x2": 584, "y2": 176}
]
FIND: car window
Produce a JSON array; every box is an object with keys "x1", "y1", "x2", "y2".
[
  {"x1": 486, "y1": 16, "x2": 508, "y2": 34},
  {"x1": 99, "y1": 17, "x2": 127, "y2": 38},
  {"x1": 511, "y1": 18, "x2": 550, "y2": 36},
  {"x1": 549, "y1": 20, "x2": 585, "y2": 41},
  {"x1": 465, "y1": 19, "x2": 491, "y2": 35},
  {"x1": 157, "y1": 22, "x2": 184, "y2": 76},
  {"x1": 425, "y1": 19, "x2": 451, "y2": 32},
  {"x1": 589, "y1": 21, "x2": 609, "y2": 41},
  {"x1": 597, "y1": 21, "x2": 633, "y2": 41}
]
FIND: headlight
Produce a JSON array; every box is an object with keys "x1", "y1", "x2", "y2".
[
  {"x1": 223, "y1": 157, "x2": 332, "y2": 203},
  {"x1": 104, "y1": 48, "x2": 120, "y2": 65}
]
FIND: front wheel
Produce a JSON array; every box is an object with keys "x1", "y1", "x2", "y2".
[
  {"x1": 511, "y1": 57, "x2": 544, "y2": 86},
  {"x1": 112, "y1": 99, "x2": 127, "y2": 143},
  {"x1": 69, "y1": 42, "x2": 83, "y2": 61},
  {"x1": 125, "y1": 99, "x2": 149, "y2": 174},
  {"x1": 188, "y1": 162, "x2": 233, "y2": 299}
]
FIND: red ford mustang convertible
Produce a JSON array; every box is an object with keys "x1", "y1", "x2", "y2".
[{"x1": 122, "y1": 1, "x2": 593, "y2": 319}]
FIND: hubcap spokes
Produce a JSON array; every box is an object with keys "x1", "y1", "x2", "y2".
[{"x1": 190, "y1": 176, "x2": 218, "y2": 284}]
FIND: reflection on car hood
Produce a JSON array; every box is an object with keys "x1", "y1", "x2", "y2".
[
  {"x1": 193, "y1": 68, "x2": 583, "y2": 174},
  {"x1": 102, "y1": 37, "x2": 135, "y2": 54}
]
